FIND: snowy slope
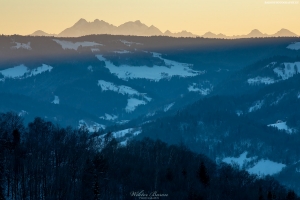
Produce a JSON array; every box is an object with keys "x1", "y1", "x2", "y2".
[
  {"x1": 247, "y1": 77, "x2": 275, "y2": 85},
  {"x1": 287, "y1": 42, "x2": 300, "y2": 50},
  {"x1": 100, "y1": 113, "x2": 118, "y2": 121},
  {"x1": 268, "y1": 122, "x2": 294, "y2": 134},
  {"x1": 0, "y1": 65, "x2": 29, "y2": 78},
  {"x1": 11, "y1": 42, "x2": 32, "y2": 50},
  {"x1": 126, "y1": 98, "x2": 146, "y2": 113},
  {"x1": 78, "y1": 120, "x2": 105, "y2": 132},
  {"x1": 0, "y1": 64, "x2": 53, "y2": 80},
  {"x1": 188, "y1": 83, "x2": 213, "y2": 95},
  {"x1": 164, "y1": 102, "x2": 175, "y2": 112},
  {"x1": 51, "y1": 96, "x2": 60, "y2": 104},
  {"x1": 273, "y1": 62, "x2": 300, "y2": 80},
  {"x1": 96, "y1": 53, "x2": 204, "y2": 81},
  {"x1": 222, "y1": 152, "x2": 255, "y2": 169},
  {"x1": 114, "y1": 50, "x2": 131, "y2": 54},
  {"x1": 98, "y1": 80, "x2": 152, "y2": 105},
  {"x1": 53, "y1": 39, "x2": 101, "y2": 50},
  {"x1": 249, "y1": 100, "x2": 264, "y2": 112},
  {"x1": 223, "y1": 152, "x2": 286, "y2": 176},
  {"x1": 247, "y1": 160, "x2": 286, "y2": 176}
]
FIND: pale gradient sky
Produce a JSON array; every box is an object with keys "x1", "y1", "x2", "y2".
[{"x1": 1, "y1": 0, "x2": 300, "y2": 36}]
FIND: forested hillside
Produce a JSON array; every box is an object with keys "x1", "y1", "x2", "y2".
[{"x1": 0, "y1": 112, "x2": 298, "y2": 200}]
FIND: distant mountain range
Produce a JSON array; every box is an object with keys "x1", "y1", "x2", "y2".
[{"x1": 30, "y1": 18, "x2": 299, "y2": 38}]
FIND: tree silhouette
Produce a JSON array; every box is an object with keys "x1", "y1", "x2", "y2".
[{"x1": 197, "y1": 161, "x2": 209, "y2": 187}]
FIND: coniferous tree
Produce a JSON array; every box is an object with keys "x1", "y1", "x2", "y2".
[
  {"x1": 197, "y1": 161, "x2": 209, "y2": 187},
  {"x1": 286, "y1": 190, "x2": 296, "y2": 200},
  {"x1": 267, "y1": 191, "x2": 273, "y2": 200},
  {"x1": 166, "y1": 168, "x2": 173, "y2": 182}
]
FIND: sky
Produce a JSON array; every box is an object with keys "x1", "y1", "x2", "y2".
[{"x1": 1, "y1": 0, "x2": 300, "y2": 36}]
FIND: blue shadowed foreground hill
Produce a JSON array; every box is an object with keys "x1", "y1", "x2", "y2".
[{"x1": 0, "y1": 112, "x2": 298, "y2": 200}]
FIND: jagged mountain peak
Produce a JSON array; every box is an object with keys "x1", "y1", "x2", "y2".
[{"x1": 74, "y1": 18, "x2": 88, "y2": 26}]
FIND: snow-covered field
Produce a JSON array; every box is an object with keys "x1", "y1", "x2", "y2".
[
  {"x1": 249, "y1": 100, "x2": 264, "y2": 112},
  {"x1": 236, "y1": 110, "x2": 243, "y2": 116},
  {"x1": 0, "y1": 64, "x2": 53, "y2": 79},
  {"x1": 98, "y1": 80, "x2": 151, "y2": 102},
  {"x1": 268, "y1": 122, "x2": 294, "y2": 134},
  {"x1": 273, "y1": 62, "x2": 300, "y2": 80},
  {"x1": 100, "y1": 113, "x2": 118, "y2": 121},
  {"x1": 247, "y1": 77, "x2": 275, "y2": 85},
  {"x1": 18, "y1": 110, "x2": 28, "y2": 117},
  {"x1": 114, "y1": 50, "x2": 131, "y2": 54},
  {"x1": 120, "y1": 40, "x2": 142, "y2": 47},
  {"x1": 96, "y1": 53, "x2": 204, "y2": 81},
  {"x1": 11, "y1": 42, "x2": 32, "y2": 50},
  {"x1": 0, "y1": 65, "x2": 29, "y2": 78},
  {"x1": 164, "y1": 102, "x2": 175, "y2": 112},
  {"x1": 87, "y1": 66, "x2": 93, "y2": 72},
  {"x1": 28, "y1": 64, "x2": 53, "y2": 77},
  {"x1": 188, "y1": 83, "x2": 213, "y2": 95},
  {"x1": 53, "y1": 39, "x2": 101, "y2": 50},
  {"x1": 222, "y1": 152, "x2": 255, "y2": 169},
  {"x1": 98, "y1": 80, "x2": 150, "y2": 112},
  {"x1": 247, "y1": 159, "x2": 286, "y2": 176},
  {"x1": 78, "y1": 120, "x2": 105, "y2": 132},
  {"x1": 99, "y1": 80, "x2": 142, "y2": 96},
  {"x1": 51, "y1": 96, "x2": 60, "y2": 104},
  {"x1": 112, "y1": 128, "x2": 142, "y2": 138},
  {"x1": 287, "y1": 42, "x2": 300, "y2": 50},
  {"x1": 222, "y1": 152, "x2": 286, "y2": 176},
  {"x1": 91, "y1": 48, "x2": 100, "y2": 52},
  {"x1": 126, "y1": 98, "x2": 146, "y2": 112}
]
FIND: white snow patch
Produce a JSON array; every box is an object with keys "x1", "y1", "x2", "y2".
[
  {"x1": 52, "y1": 96, "x2": 60, "y2": 104},
  {"x1": 27, "y1": 64, "x2": 53, "y2": 77},
  {"x1": 114, "y1": 50, "x2": 131, "y2": 54},
  {"x1": 96, "y1": 54, "x2": 204, "y2": 81},
  {"x1": 287, "y1": 42, "x2": 300, "y2": 50},
  {"x1": 249, "y1": 100, "x2": 264, "y2": 112},
  {"x1": 126, "y1": 98, "x2": 146, "y2": 112},
  {"x1": 112, "y1": 128, "x2": 142, "y2": 138},
  {"x1": 247, "y1": 77, "x2": 275, "y2": 85},
  {"x1": 98, "y1": 80, "x2": 151, "y2": 101},
  {"x1": 188, "y1": 83, "x2": 213, "y2": 95},
  {"x1": 0, "y1": 64, "x2": 53, "y2": 80},
  {"x1": 18, "y1": 110, "x2": 28, "y2": 117},
  {"x1": 0, "y1": 65, "x2": 29, "y2": 78},
  {"x1": 263, "y1": 62, "x2": 277, "y2": 69},
  {"x1": 236, "y1": 110, "x2": 243, "y2": 116},
  {"x1": 87, "y1": 66, "x2": 93, "y2": 72},
  {"x1": 273, "y1": 62, "x2": 300, "y2": 80},
  {"x1": 247, "y1": 159, "x2": 286, "y2": 176},
  {"x1": 164, "y1": 102, "x2": 175, "y2": 112},
  {"x1": 116, "y1": 120, "x2": 130, "y2": 125},
  {"x1": 271, "y1": 93, "x2": 286, "y2": 106},
  {"x1": 53, "y1": 39, "x2": 101, "y2": 50},
  {"x1": 79, "y1": 120, "x2": 105, "y2": 133},
  {"x1": 268, "y1": 122, "x2": 294, "y2": 134},
  {"x1": 91, "y1": 48, "x2": 100, "y2": 52},
  {"x1": 120, "y1": 139, "x2": 128, "y2": 146},
  {"x1": 146, "y1": 112, "x2": 156, "y2": 117},
  {"x1": 100, "y1": 113, "x2": 118, "y2": 121},
  {"x1": 222, "y1": 152, "x2": 256, "y2": 169},
  {"x1": 11, "y1": 42, "x2": 32, "y2": 50},
  {"x1": 120, "y1": 40, "x2": 142, "y2": 47}
]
